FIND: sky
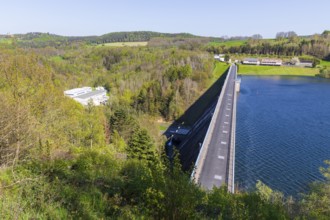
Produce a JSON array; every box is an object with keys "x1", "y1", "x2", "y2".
[{"x1": 0, "y1": 0, "x2": 329, "y2": 38}]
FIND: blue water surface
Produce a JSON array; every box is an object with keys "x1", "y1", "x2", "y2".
[{"x1": 236, "y1": 75, "x2": 330, "y2": 196}]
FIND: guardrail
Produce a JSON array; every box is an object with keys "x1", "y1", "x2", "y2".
[
  {"x1": 227, "y1": 67, "x2": 238, "y2": 193},
  {"x1": 191, "y1": 64, "x2": 233, "y2": 183}
]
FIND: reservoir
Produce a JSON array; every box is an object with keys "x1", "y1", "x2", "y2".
[{"x1": 235, "y1": 75, "x2": 330, "y2": 196}]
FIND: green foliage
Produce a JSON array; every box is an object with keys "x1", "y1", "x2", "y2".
[
  {"x1": 256, "y1": 180, "x2": 274, "y2": 201},
  {"x1": 86, "y1": 46, "x2": 213, "y2": 121},
  {"x1": 1, "y1": 146, "x2": 330, "y2": 219},
  {"x1": 165, "y1": 64, "x2": 192, "y2": 82},
  {"x1": 225, "y1": 54, "x2": 230, "y2": 62},
  {"x1": 127, "y1": 128, "x2": 156, "y2": 161},
  {"x1": 200, "y1": 186, "x2": 288, "y2": 220},
  {"x1": 111, "y1": 130, "x2": 127, "y2": 152},
  {"x1": 0, "y1": 144, "x2": 294, "y2": 219},
  {"x1": 206, "y1": 35, "x2": 330, "y2": 60},
  {"x1": 311, "y1": 58, "x2": 321, "y2": 67},
  {"x1": 134, "y1": 81, "x2": 162, "y2": 115},
  {"x1": 256, "y1": 181, "x2": 284, "y2": 205},
  {"x1": 299, "y1": 161, "x2": 330, "y2": 219},
  {"x1": 319, "y1": 68, "x2": 330, "y2": 78},
  {"x1": 110, "y1": 108, "x2": 138, "y2": 140}
]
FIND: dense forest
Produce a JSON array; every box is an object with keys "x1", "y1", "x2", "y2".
[
  {"x1": 0, "y1": 33, "x2": 330, "y2": 219},
  {"x1": 0, "y1": 31, "x2": 220, "y2": 48},
  {"x1": 206, "y1": 31, "x2": 330, "y2": 61}
]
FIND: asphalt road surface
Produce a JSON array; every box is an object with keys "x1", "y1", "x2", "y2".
[{"x1": 198, "y1": 65, "x2": 237, "y2": 189}]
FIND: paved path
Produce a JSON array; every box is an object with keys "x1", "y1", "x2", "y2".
[{"x1": 197, "y1": 65, "x2": 237, "y2": 189}]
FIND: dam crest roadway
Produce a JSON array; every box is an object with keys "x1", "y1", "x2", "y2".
[{"x1": 192, "y1": 64, "x2": 239, "y2": 192}]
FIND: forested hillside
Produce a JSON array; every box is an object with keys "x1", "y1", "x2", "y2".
[
  {"x1": 0, "y1": 35, "x2": 330, "y2": 219},
  {"x1": 206, "y1": 31, "x2": 330, "y2": 60},
  {"x1": 0, "y1": 31, "x2": 214, "y2": 48},
  {"x1": 2, "y1": 30, "x2": 329, "y2": 61}
]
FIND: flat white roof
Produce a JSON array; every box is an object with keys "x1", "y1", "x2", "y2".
[
  {"x1": 64, "y1": 87, "x2": 91, "y2": 94},
  {"x1": 75, "y1": 90, "x2": 106, "y2": 99}
]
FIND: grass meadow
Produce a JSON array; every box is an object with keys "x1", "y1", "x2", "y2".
[
  {"x1": 96, "y1": 42, "x2": 148, "y2": 47},
  {"x1": 238, "y1": 65, "x2": 318, "y2": 76},
  {"x1": 208, "y1": 40, "x2": 247, "y2": 47}
]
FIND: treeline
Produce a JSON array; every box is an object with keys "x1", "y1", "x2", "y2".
[
  {"x1": 148, "y1": 37, "x2": 210, "y2": 50},
  {"x1": 206, "y1": 33, "x2": 330, "y2": 60},
  {"x1": 96, "y1": 31, "x2": 198, "y2": 43},
  {"x1": 68, "y1": 31, "x2": 202, "y2": 45},
  {"x1": 1, "y1": 31, "x2": 210, "y2": 48}
]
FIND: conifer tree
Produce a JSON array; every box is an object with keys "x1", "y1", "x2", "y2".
[{"x1": 127, "y1": 128, "x2": 155, "y2": 161}]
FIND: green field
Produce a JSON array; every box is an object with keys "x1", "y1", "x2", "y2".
[
  {"x1": 320, "y1": 60, "x2": 330, "y2": 67},
  {"x1": 211, "y1": 62, "x2": 230, "y2": 80},
  {"x1": 0, "y1": 38, "x2": 12, "y2": 44},
  {"x1": 238, "y1": 65, "x2": 318, "y2": 76},
  {"x1": 96, "y1": 42, "x2": 148, "y2": 47},
  {"x1": 208, "y1": 40, "x2": 247, "y2": 47}
]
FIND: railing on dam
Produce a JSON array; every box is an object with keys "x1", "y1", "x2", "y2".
[{"x1": 191, "y1": 64, "x2": 238, "y2": 193}]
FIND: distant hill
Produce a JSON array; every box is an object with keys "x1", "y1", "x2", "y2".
[
  {"x1": 97, "y1": 31, "x2": 198, "y2": 43},
  {"x1": 0, "y1": 31, "x2": 216, "y2": 48},
  {"x1": 1, "y1": 30, "x2": 329, "y2": 51}
]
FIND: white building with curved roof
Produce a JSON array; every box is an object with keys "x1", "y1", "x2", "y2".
[{"x1": 64, "y1": 87, "x2": 108, "y2": 106}]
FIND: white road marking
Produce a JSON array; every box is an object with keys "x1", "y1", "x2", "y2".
[
  {"x1": 214, "y1": 175, "x2": 222, "y2": 180},
  {"x1": 221, "y1": 141, "x2": 227, "y2": 144},
  {"x1": 224, "y1": 122, "x2": 229, "y2": 124},
  {"x1": 226, "y1": 114, "x2": 229, "y2": 117},
  {"x1": 218, "y1": 156, "x2": 225, "y2": 159},
  {"x1": 223, "y1": 130, "x2": 228, "y2": 134}
]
